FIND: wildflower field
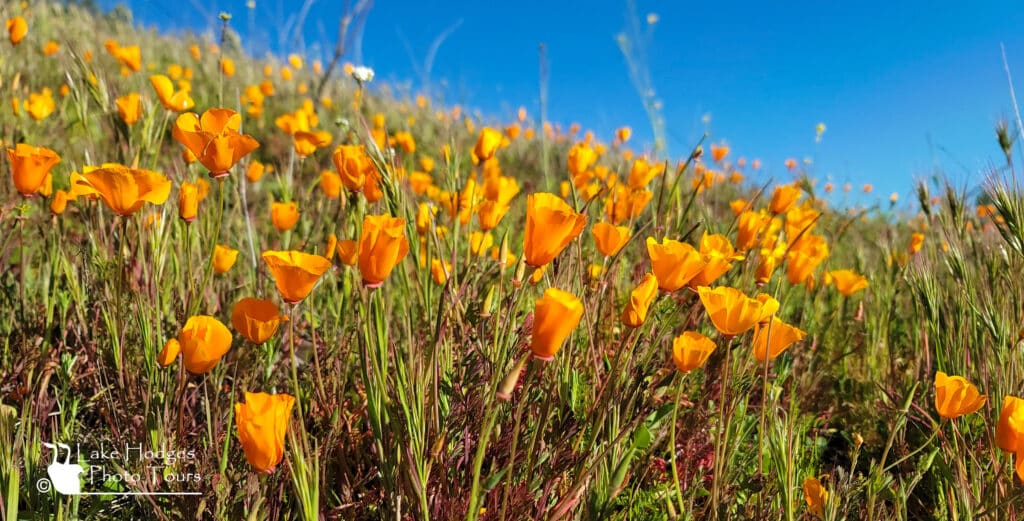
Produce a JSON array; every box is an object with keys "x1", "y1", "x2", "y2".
[{"x1": 4, "y1": 2, "x2": 1024, "y2": 520}]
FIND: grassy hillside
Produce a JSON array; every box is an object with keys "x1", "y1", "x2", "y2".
[{"x1": 2, "y1": 1, "x2": 1024, "y2": 520}]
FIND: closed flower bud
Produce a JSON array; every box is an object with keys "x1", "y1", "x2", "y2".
[
  {"x1": 178, "y1": 182, "x2": 199, "y2": 222},
  {"x1": 358, "y1": 214, "x2": 410, "y2": 287},
  {"x1": 530, "y1": 288, "x2": 584, "y2": 361},
  {"x1": 235, "y1": 392, "x2": 295, "y2": 473},
  {"x1": 621, "y1": 273, "x2": 658, "y2": 328}
]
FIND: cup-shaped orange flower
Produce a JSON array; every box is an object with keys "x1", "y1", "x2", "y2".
[
  {"x1": 332, "y1": 144, "x2": 373, "y2": 192},
  {"x1": 262, "y1": 250, "x2": 332, "y2": 304},
  {"x1": 271, "y1": 201, "x2": 300, "y2": 232},
  {"x1": 689, "y1": 232, "x2": 744, "y2": 288},
  {"x1": 934, "y1": 371, "x2": 986, "y2": 420},
  {"x1": 697, "y1": 286, "x2": 766, "y2": 337},
  {"x1": 213, "y1": 245, "x2": 239, "y2": 274},
  {"x1": 474, "y1": 127, "x2": 503, "y2": 163},
  {"x1": 116, "y1": 93, "x2": 142, "y2": 125},
  {"x1": 337, "y1": 239, "x2": 358, "y2": 266},
  {"x1": 320, "y1": 170, "x2": 342, "y2": 199},
  {"x1": 150, "y1": 74, "x2": 195, "y2": 112},
  {"x1": 476, "y1": 200, "x2": 510, "y2": 231},
  {"x1": 751, "y1": 317, "x2": 806, "y2": 362},
  {"x1": 909, "y1": 232, "x2": 925, "y2": 254},
  {"x1": 7, "y1": 16, "x2": 28, "y2": 46},
  {"x1": 524, "y1": 193, "x2": 587, "y2": 268},
  {"x1": 646, "y1": 237, "x2": 707, "y2": 292},
  {"x1": 735, "y1": 210, "x2": 764, "y2": 252},
  {"x1": 178, "y1": 315, "x2": 232, "y2": 374},
  {"x1": 592, "y1": 222, "x2": 631, "y2": 257},
  {"x1": 672, "y1": 331, "x2": 716, "y2": 373},
  {"x1": 76, "y1": 165, "x2": 171, "y2": 216},
  {"x1": 157, "y1": 338, "x2": 181, "y2": 367},
  {"x1": 178, "y1": 182, "x2": 199, "y2": 222},
  {"x1": 622, "y1": 273, "x2": 659, "y2": 328},
  {"x1": 172, "y1": 108, "x2": 259, "y2": 177},
  {"x1": 235, "y1": 392, "x2": 295, "y2": 473},
  {"x1": 769, "y1": 184, "x2": 802, "y2": 214},
  {"x1": 358, "y1": 214, "x2": 410, "y2": 287},
  {"x1": 803, "y1": 477, "x2": 828, "y2": 519},
  {"x1": 828, "y1": 269, "x2": 868, "y2": 296},
  {"x1": 231, "y1": 297, "x2": 283, "y2": 345},
  {"x1": 531, "y1": 288, "x2": 584, "y2": 361},
  {"x1": 7, "y1": 144, "x2": 60, "y2": 196}
]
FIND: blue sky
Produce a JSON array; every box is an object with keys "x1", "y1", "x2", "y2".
[{"x1": 102, "y1": 0, "x2": 1024, "y2": 202}]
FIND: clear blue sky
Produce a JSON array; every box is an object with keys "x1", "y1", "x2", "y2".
[{"x1": 101, "y1": 0, "x2": 1024, "y2": 202}]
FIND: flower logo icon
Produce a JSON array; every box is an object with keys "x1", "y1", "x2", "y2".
[{"x1": 39, "y1": 442, "x2": 83, "y2": 495}]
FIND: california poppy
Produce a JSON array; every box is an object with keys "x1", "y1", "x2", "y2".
[
  {"x1": 567, "y1": 143, "x2": 597, "y2": 179},
  {"x1": 178, "y1": 182, "x2": 199, "y2": 222},
  {"x1": 646, "y1": 237, "x2": 706, "y2": 292},
  {"x1": 7, "y1": 143, "x2": 60, "y2": 196},
  {"x1": 828, "y1": 269, "x2": 868, "y2": 296},
  {"x1": 157, "y1": 338, "x2": 181, "y2": 367},
  {"x1": 332, "y1": 144, "x2": 373, "y2": 192},
  {"x1": 430, "y1": 259, "x2": 451, "y2": 285},
  {"x1": 319, "y1": 170, "x2": 342, "y2": 199},
  {"x1": 474, "y1": 127, "x2": 503, "y2": 163},
  {"x1": 231, "y1": 298, "x2": 283, "y2": 345},
  {"x1": 358, "y1": 214, "x2": 410, "y2": 287},
  {"x1": 697, "y1": 286, "x2": 767, "y2": 337},
  {"x1": 476, "y1": 200, "x2": 510, "y2": 231},
  {"x1": 178, "y1": 315, "x2": 232, "y2": 374},
  {"x1": 934, "y1": 371, "x2": 986, "y2": 420},
  {"x1": 524, "y1": 193, "x2": 587, "y2": 268},
  {"x1": 50, "y1": 189, "x2": 70, "y2": 215},
  {"x1": 76, "y1": 165, "x2": 171, "y2": 216},
  {"x1": 531, "y1": 288, "x2": 584, "y2": 361},
  {"x1": 751, "y1": 317, "x2": 806, "y2": 361},
  {"x1": 172, "y1": 108, "x2": 259, "y2": 178},
  {"x1": 996, "y1": 396, "x2": 1024, "y2": 480},
  {"x1": 235, "y1": 392, "x2": 295, "y2": 473},
  {"x1": 336, "y1": 240, "x2": 358, "y2": 266},
  {"x1": 592, "y1": 222, "x2": 631, "y2": 257},
  {"x1": 621, "y1": 273, "x2": 658, "y2": 328},
  {"x1": 262, "y1": 250, "x2": 332, "y2": 304},
  {"x1": 213, "y1": 245, "x2": 239, "y2": 274},
  {"x1": 271, "y1": 201, "x2": 300, "y2": 232},
  {"x1": 672, "y1": 331, "x2": 716, "y2": 373},
  {"x1": 688, "y1": 233, "x2": 744, "y2": 288},
  {"x1": 909, "y1": 233, "x2": 925, "y2": 254},
  {"x1": 294, "y1": 130, "x2": 332, "y2": 157},
  {"x1": 736, "y1": 210, "x2": 764, "y2": 252},
  {"x1": 116, "y1": 92, "x2": 142, "y2": 125},
  {"x1": 769, "y1": 184, "x2": 802, "y2": 214},
  {"x1": 6, "y1": 16, "x2": 27, "y2": 46},
  {"x1": 150, "y1": 74, "x2": 194, "y2": 111},
  {"x1": 803, "y1": 477, "x2": 828, "y2": 518}
]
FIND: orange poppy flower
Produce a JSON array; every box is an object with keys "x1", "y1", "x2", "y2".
[
  {"x1": 332, "y1": 144, "x2": 373, "y2": 192},
  {"x1": 231, "y1": 297, "x2": 283, "y2": 345},
  {"x1": 246, "y1": 161, "x2": 266, "y2": 182},
  {"x1": 621, "y1": 273, "x2": 658, "y2": 328},
  {"x1": 697, "y1": 286, "x2": 767, "y2": 337},
  {"x1": 430, "y1": 258, "x2": 451, "y2": 285},
  {"x1": 474, "y1": 127, "x2": 503, "y2": 163},
  {"x1": 996, "y1": 396, "x2": 1024, "y2": 475},
  {"x1": 934, "y1": 371, "x2": 986, "y2": 420},
  {"x1": 736, "y1": 210, "x2": 765, "y2": 252},
  {"x1": 524, "y1": 193, "x2": 587, "y2": 268},
  {"x1": 803, "y1": 477, "x2": 828, "y2": 518},
  {"x1": 116, "y1": 92, "x2": 142, "y2": 125},
  {"x1": 616, "y1": 126, "x2": 631, "y2": 143},
  {"x1": 150, "y1": 74, "x2": 195, "y2": 112},
  {"x1": 751, "y1": 317, "x2": 806, "y2": 361},
  {"x1": 769, "y1": 184, "x2": 802, "y2": 214},
  {"x1": 262, "y1": 250, "x2": 332, "y2": 304},
  {"x1": 6, "y1": 16, "x2": 27, "y2": 46},
  {"x1": 75, "y1": 165, "x2": 171, "y2": 216},
  {"x1": 50, "y1": 189, "x2": 70, "y2": 215},
  {"x1": 178, "y1": 182, "x2": 199, "y2": 222},
  {"x1": 828, "y1": 269, "x2": 868, "y2": 296},
  {"x1": 294, "y1": 130, "x2": 332, "y2": 157},
  {"x1": 358, "y1": 214, "x2": 410, "y2": 287},
  {"x1": 567, "y1": 143, "x2": 597, "y2": 179},
  {"x1": 213, "y1": 245, "x2": 239, "y2": 274},
  {"x1": 909, "y1": 233, "x2": 925, "y2": 254},
  {"x1": 688, "y1": 233, "x2": 744, "y2": 288},
  {"x1": 270, "y1": 201, "x2": 300, "y2": 232},
  {"x1": 646, "y1": 237, "x2": 706, "y2": 292},
  {"x1": 105, "y1": 41, "x2": 141, "y2": 72},
  {"x1": 672, "y1": 331, "x2": 716, "y2": 373},
  {"x1": 320, "y1": 170, "x2": 342, "y2": 199},
  {"x1": 172, "y1": 108, "x2": 259, "y2": 178},
  {"x1": 157, "y1": 338, "x2": 181, "y2": 367},
  {"x1": 7, "y1": 143, "x2": 60, "y2": 196},
  {"x1": 592, "y1": 222, "x2": 631, "y2": 257},
  {"x1": 710, "y1": 144, "x2": 729, "y2": 163},
  {"x1": 235, "y1": 392, "x2": 295, "y2": 473},
  {"x1": 178, "y1": 315, "x2": 232, "y2": 374},
  {"x1": 337, "y1": 240, "x2": 358, "y2": 266},
  {"x1": 531, "y1": 288, "x2": 584, "y2": 361}
]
